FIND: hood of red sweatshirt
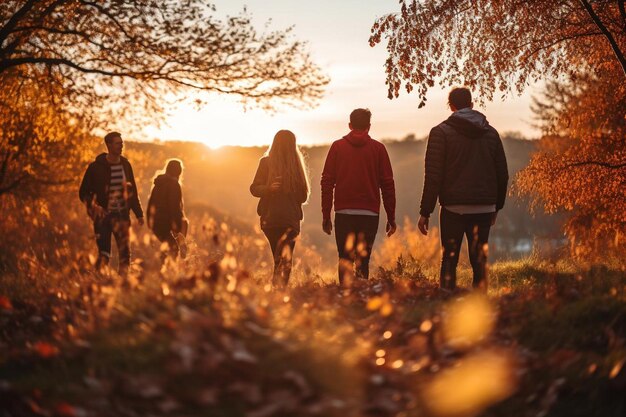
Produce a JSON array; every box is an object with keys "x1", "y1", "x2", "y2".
[{"x1": 343, "y1": 130, "x2": 371, "y2": 147}]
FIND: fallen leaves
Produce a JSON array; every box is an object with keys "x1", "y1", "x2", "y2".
[
  {"x1": 609, "y1": 358, "x2": 625, "y2": 379},
  {"x1": 54, "y1": 402, "x2": 88, "y2": 417},
  {"x1": 0, "y1": 295, "x2": 13, "y2": 311},
  {"x1": 2, "y1": 250, "x2": 625, "y2": 417},
  {"x1": 33, "y1": 341, "x2": 59, "y2": 358}
]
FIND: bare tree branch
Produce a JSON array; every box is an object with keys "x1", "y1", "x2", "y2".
[
  {"x1": 0, "y1": 174, "x2": 28, "y2": 196},
  {"x1": 0, "y1": 0, "x2": 38, "y2": 48}
]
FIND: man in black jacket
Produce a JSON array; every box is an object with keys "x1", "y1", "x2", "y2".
[
  {"x1": 79, "y1": 132, "x2": 144, "y2": 276},
  {"x1": 418, "y1": 88, "x2": 508, "y2": 290}
]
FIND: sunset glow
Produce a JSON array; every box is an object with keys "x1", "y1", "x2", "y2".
[
  {"x1": 3, "y1": 0, "x2": 624, "y2": 415},
  {"x1": 142, "y1": 0, "x2": 539, "y2": 148}
]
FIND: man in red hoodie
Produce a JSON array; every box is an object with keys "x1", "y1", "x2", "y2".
[{"x1": 321, "y1": 108, "x2": 396, "y2": 285}]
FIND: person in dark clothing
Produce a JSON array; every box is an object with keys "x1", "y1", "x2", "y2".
[
  {"x1": 147, "y1": 159, "x2": 188, "y2": 259},
  {"x1": 418, "y1": 88, "x2": 509, "y2": 291},
  {"x1": 321, "y1": 108, "x2": 396, "y2": 286},
  {"x1": 79, "y1": 132, "x2": 144, "y2": 277},
  {"x1": 250, "y1": 130, "x2": 310, "y2": 288}
]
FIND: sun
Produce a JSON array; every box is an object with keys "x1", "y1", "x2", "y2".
[{"x1": 143, "y1": 97, "x2": 299, "y2": 149}]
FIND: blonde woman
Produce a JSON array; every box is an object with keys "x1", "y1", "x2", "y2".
[{"x1": 250, "y1": 130, "x2": 310, "y2": 287}]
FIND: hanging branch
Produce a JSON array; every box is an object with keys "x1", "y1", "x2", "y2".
[{"x1": 579, "y1": 0, "x2": 626, "y2": 77}]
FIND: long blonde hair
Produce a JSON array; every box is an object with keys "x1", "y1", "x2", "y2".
[{"x1": 266, "y1": 130, "x2": 310, "y2": 203}]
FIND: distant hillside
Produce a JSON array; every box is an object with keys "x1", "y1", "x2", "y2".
[{"x1": 125, "y1": 135, "x2": 563, "y2": 260}]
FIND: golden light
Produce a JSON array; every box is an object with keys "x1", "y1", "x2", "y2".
[
  {"x1": 141, "y1": 93, "x2": 334, "y2": 149},
  {"x1": 609, "y1": 359, "x2": 624, "y2": 379},
  {"x1": 420, "y1": 319, "x2": 433, "y2": 332},
  {"x1": 391, "y1": 360, "x2": 404, "y2": 369},
  {"x1": 422, "y1": 349, "x2": 517, "y2": 417},
  {"x1": 161, "y1": 283, "x2": 170, "y2": 296},
  {"x1": 442, "y1": 294, "x2": 495, "y2": 349}
]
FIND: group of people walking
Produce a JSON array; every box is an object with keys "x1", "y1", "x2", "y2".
[
  {"x1": 79, "y1": 132, "x2": 188, "y2": 276},
  {"x1": 79, "y1": 87, "x2": 509, "y2": 291}
]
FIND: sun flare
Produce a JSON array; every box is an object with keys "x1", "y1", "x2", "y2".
[{"x1": 142, "y1": 97, "x2": 325, "y2": 149}]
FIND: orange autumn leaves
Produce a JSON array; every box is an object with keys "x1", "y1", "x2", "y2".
[
  {"x1": 0, "y1": 296, "x2": 12, "y2": 311},
  {"x1": 33, "y1": 341, "x2": 59, "y2": 359}
]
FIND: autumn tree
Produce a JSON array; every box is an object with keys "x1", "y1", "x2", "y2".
[
  {"x1": 369, "y1": 0, "x2": 626, "y2": 107},
  {"x1": 370, "y1": 0, "x2": 626, "y2": 260},
  {"x1": 515, "y1": 65, "x2": 626, "y2": 259},
  {"x1": 0, "y1": 0, "x2": 328, "y2": 197},
  {"x1": 0, "y1": 69, "x2": 94, "y2": 197}
]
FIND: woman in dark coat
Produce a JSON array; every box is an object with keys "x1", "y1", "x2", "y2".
[
  {"x1": 250, "y1": 130, "x2": 310, "y2": 287},
  {"x1": 147, "y1": 159, "x2": 188, "y2": 258}
]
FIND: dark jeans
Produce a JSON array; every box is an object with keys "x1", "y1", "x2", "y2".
[
  {"x1": 94, "y1": 212, "x2": 131, "y2": 276},
  {"x1": 154, "y1": 228, "x2": 179, "y2": 259},
  {"x1": 334, "y1": 213, "x2": 379, "y2": 285},
  {"x1": 263, "y1": 227, "x2": 298, "y2": 287},
  {"x1": 153, "y1": 218, "x2": 189, "y2": 260},
  {"x1": 439, "y1": 207, "x2": 492, "y2": 290}
]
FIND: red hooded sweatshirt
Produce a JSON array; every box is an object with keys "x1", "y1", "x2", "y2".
[{"x1": 321, "y1": 131, "x2": 396, "y2": 222}]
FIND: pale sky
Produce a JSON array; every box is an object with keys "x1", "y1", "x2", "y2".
[{"x1": 143, "y1": 0, "x2": 540, "y2": 148}]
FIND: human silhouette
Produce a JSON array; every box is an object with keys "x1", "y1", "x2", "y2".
[
  {"x1": 418, "y1": 87, "x2": 509, "y2": 291},
  {"x1": 321, "y1": 108, "x2": 396, "y2": 286},
  {"x1": 79, "y1": 131, "x2": 144, "y2": 278},
  {"x1": 147, "y1": 159, "x2": 188, "y2": 259},
  {"x1": 250, "y1": 130, "x2": 310, "y2": 288}
]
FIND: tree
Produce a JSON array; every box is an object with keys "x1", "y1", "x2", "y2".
[
  {"x1": 0, "y1": 0, "x2": 328, "y2": 197},
  {"x1": 370, "y1": 0, "x2": 626, "y2": 260},
  {"x1": 369, "y1": 0, "x2": 626, "y2": 107},
  {"x1": 0, "y1": 1, "x2": 328, "y2": 114},
  {"x1": 0, "y1": 67, "x2": 95, "y2": 197},
  {"x1": 515, "y1": 65, "x2": 626, "y2": 260}
]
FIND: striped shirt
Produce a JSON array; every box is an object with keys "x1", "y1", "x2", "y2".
[{"x1": 107, "y1": 163, "x2": 127, "y2": 212}]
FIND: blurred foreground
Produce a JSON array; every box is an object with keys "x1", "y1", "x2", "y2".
[
  {"x1": 1, "y1": 217, "x2": 625, "y2": 416},
  {"x1": 0, "y1": 138, "x2": 623, "y2": 416}
]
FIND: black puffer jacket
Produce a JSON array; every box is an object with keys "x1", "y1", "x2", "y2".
[
  {"x1": 78, "y1": 153, "x2": 143, "y2": 218},
  {"x1": 146, "y1": 174, "x2": 185, "y2": 238},
  {"x1": 419, "y1": 109, "x2": 509, "y2": 217}
]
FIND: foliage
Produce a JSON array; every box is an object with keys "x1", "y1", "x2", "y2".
[
  {"x1": 0, "y1": 0, "x2": 328, "y2": 200},
  {"x1": 370, "y1": 0, "x2": 625, "y2": 260},
  {"x1": 0, "y1": 67, "x2": 98, "y2": 197},
  {"x1": 373, "y1": 217, "x2": 441, "y2": 271},
  {"x1": 0, "y1": 0, "x2": 329, "y2": 120},
  {"x1": 370, "y1": 0, "x2": 626, "y2": 107},
  {"x1": 515, "y1": 65, "x2": 626, "y2": 260}
]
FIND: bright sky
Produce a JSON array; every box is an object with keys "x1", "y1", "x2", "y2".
[{"x1": 143, "y1": 0, "x2": 540, "y2": 148}]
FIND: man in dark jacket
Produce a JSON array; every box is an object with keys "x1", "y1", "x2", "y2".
[
  {"x1": 321, "y1": 108, "x2": 396, "y2": 286},
  {"x1": 79, "y1": 131, "x2": 144, "y2": 276},
  {"x1": 418, "y1": 88, "x2": 508, "y2": 290}
]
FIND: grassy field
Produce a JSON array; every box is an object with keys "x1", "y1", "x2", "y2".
[{"x1": 1, "y1": 250, "x2": 625, "y2": 417}]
